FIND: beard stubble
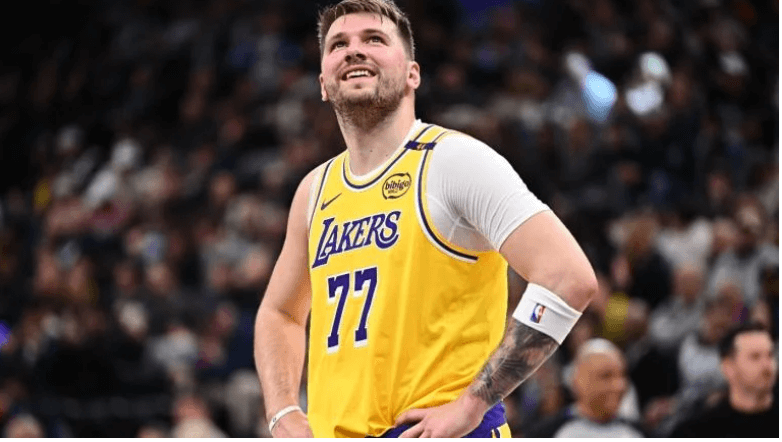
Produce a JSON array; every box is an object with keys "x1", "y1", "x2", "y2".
[{"x1": 328, "y1": 71, "x2": 406, "y2": 129}]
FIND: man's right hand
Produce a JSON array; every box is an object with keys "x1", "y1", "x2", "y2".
[{"x1": 271, "y1": 410, "x2": 314, "y2": 438}]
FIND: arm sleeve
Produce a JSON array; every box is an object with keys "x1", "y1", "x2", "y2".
[{"x1": 426, "y1": 134, "x2": 550, "y2": 252}]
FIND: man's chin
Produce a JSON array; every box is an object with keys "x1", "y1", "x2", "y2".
[
  {"x1": 332, "y1": 93, "x2": 379, "y2": 112},
  {"x1": 340, "y1": 90, "x2": 376, "y2": 104}
]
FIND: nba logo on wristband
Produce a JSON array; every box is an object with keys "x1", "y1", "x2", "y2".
[{"x1": 531, "y1": 304, "x2": 546, "y2": 323}]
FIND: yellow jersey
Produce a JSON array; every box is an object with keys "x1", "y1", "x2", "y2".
[{"x1": 306, "y1": 123, "x2": 508, "y2": 437}]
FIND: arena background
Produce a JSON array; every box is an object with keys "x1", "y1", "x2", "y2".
[{"x1": 0, "y1": 0, "x2": 777, "y2": 437}]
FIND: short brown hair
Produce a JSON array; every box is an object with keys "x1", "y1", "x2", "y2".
[
  {"x1": 317, "y1": 0, "x2": 415, "y2": 60},
  {"x1": 718, "y1": 322, "x2": 771, "y2": 359}
]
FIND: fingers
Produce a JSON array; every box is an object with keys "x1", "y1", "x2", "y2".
[
  {"x1": 395, "y1": 408, "x2": 427, "y2": 426},
  {"x1": 399, "y1": 422, "x2": 425, "y2": 438}
]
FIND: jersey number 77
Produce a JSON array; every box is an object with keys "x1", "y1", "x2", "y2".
[{"x1": 326, "y1": 266, "x2": 378, "y2": 353}]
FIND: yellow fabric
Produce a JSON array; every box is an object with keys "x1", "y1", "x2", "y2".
[
  {"x1": 307, "y1": 124, "x2": 508, "y2": 437},
  {"x1": 601, "y1": 291, "x2": 630, "y2": 342},
  {"x1": 497, "y1": 423, "x2": 512, "y2": 438}
]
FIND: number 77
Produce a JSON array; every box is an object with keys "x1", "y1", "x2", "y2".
[{"x1": 326, "y1": 267, "x2": 378, "y2": 353}]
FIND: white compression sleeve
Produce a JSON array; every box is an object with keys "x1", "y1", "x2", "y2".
[{"x1": 425, "y1": 134, "x2": 549, "y2": 253}]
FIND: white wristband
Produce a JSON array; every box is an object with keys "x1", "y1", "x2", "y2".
[
  {"x1": 268, "y1": 405, "x2": 302, "y2": 434},
  {"x1": 512, "y1": 283, "x2": 582, "y2": 344}
]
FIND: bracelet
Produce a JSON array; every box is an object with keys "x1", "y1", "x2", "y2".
[{"x1": 268, "y1": 405, "x2": 302, "y2": 434}]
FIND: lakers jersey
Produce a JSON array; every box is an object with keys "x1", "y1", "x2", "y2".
[{"x1": 307, "y1": 123, "x2": 509, "y2": 437}]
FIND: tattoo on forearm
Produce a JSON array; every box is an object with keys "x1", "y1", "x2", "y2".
[{"x1": 469, "y1": 320, "x2": 559, "y2": 405}]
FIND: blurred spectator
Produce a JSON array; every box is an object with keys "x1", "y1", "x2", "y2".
[
  {"x1": 677, "y1": 292, "x2": 741, "y2": 402},
  {"x1": 171, "y1": 393, "x2": 226, "y2": 438},
  {"x1": 511, "y1": 358, "x2": 568, "y2": 436},
  {"x1": 751, "y1": 265, "x2": 778, "y2": 342},
  {"x1": 671, "y1": 323, "x2": 778, "y2": 437},
  {"x1": 655, "y1": 205, "x2": 712, "y2": 270},
  {"x1": 2, "y1": 414, "x2": 44, "y2": 438},
  {"x1": 707, "y1": 196, "x2": 778, "y2": 307},
  {"x1": 608, "y1": 214, "x2": 672, "y2": 312},
  {"x1": 137, "y1": 422, "x2": 170, "y2": 438},
  {"x1": 648, "y1": 262, "x2": 705, "y2": 354},
  {"x1": 527, "y1": 338, "x2": 645, "y2": 437}
]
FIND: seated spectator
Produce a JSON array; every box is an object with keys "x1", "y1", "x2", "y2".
[
  {"x1": 671, "y1": 323, "x2": 778, "y2": 437},
  {"x1": 707, "y1": 197, "x2": 778, "y2": 307},
  {"x1": 171, "y1": 393, "x2": 226, "y2": 438},
  {"x1": 527, "y1": 339, "x2": 645, "y2": 437},
  {"x1": 625, "y1": 215, "x2": 672, "y2": 310},
  {"x1": 648, "y1": 262, "x2": 705, "y2": 355},
  {"x1": 677, "y1": 292, "x2": 740, "y2": 395},
  {"x1": 750, "y1": 265, "x2": 778, "y2": 342},
  {"x1": 655, "y1": 200, "x2": 713, "y2": 271}
]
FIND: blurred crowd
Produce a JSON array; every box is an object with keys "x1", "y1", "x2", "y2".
[{"x1": 0, "y1": 0, "x2": 777, "y2": 437}]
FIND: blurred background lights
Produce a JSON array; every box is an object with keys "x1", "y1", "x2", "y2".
[
  {"x1": 639, "y1": 52, "x2": 671, "y2": 84},
  {"x1": 582, "y1": 71, "x2": 617, "y2": 124}
]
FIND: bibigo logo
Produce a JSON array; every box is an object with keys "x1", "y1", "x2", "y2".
[{"x1": 382, "y1": 173, "x2": 412, "y2": 199}]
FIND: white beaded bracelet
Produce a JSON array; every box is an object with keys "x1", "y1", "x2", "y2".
[{"x1": 268, "y1": 405, "x2": 302, "y2": 434}]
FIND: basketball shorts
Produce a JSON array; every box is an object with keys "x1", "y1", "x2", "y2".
[{"x1": 373, "y1": 402, "x2": 510, "y2": 438}]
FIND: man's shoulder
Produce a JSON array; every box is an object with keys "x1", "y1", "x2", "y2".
[
  {"x1": 426, "y1": 125, "x2": 488, "y2": 151},
  {"x1": 303, "y1": 154, "x2": 345, "y2": 189},
  {"x1": 424, "y1": 125, "x2": 509, "y2": 175}
]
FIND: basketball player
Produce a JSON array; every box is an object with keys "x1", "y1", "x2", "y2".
[{"x1": 254, "y1": 0, "x2": 597, "y2": 437}]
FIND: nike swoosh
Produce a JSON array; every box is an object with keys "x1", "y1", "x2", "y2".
[{"x1": 320, "y1": 193, "x2": 342, "y2": 210}]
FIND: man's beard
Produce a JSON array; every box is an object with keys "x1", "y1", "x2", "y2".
[{"x1": 327, "y1": 74, "x2": 406, "y2": 129}]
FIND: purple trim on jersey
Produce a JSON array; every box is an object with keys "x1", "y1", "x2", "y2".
[
  {"x1": 343, "y1": 124, "x2": 434, "y2": 190},
  {"x1": 405, "y1": 127, "x2": 449, "y2": 151},
  {"x1": 376, "y1": 402, "x2": 506, "y2": 438},
  {"x1": 343, "y1": 148, "x2": 409, "y2": 190}
]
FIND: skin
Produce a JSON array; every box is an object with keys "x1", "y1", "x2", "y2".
[
  {"x1": 319, "y1": 12, "x2": 421, "y2": 176},
  {"x1": 255, "y1": 11, "x2": 596, "y2": 438},
  {"x1": 721, "y1": 331, "x2": 777, "y2": 413},
  {"x1": 572, "y1": 352, "x2": 628, "y2": 423}
]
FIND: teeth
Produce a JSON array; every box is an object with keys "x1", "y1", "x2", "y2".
[{"x1": 346, "y1": 70, "x2": 371, "y2": 79}]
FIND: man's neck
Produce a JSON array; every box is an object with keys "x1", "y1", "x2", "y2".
[
  {"x1": 729, "y1": 387, "x2": 774, "y2": 413},
  {"x1": 337, "y1": 103, "x2": 416, "y2": 176}
]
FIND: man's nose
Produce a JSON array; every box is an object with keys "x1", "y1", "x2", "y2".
[{"x1": 345, "y1": 48, "x2": 367, "y2": 63}]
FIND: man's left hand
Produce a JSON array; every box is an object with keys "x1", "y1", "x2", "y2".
[{"x1": 395, "y1": 393, "x2": 489, "y2": 438}]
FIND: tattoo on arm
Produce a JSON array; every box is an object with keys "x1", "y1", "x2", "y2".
[{"x1": 469, "y1": 319, "x2": 559, "y2": 406}]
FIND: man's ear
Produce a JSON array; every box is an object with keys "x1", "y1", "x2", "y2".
[
  {"x1": 407, "y1": 61, "x2": 421, "y2": 90},
  {"x1": 319, "y1": 73, "x2": 329, "y2": 102}
]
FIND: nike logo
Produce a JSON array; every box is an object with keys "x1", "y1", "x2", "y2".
[{"x1": 320, "y1": 193, "x2": 342, "y2": 210}]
